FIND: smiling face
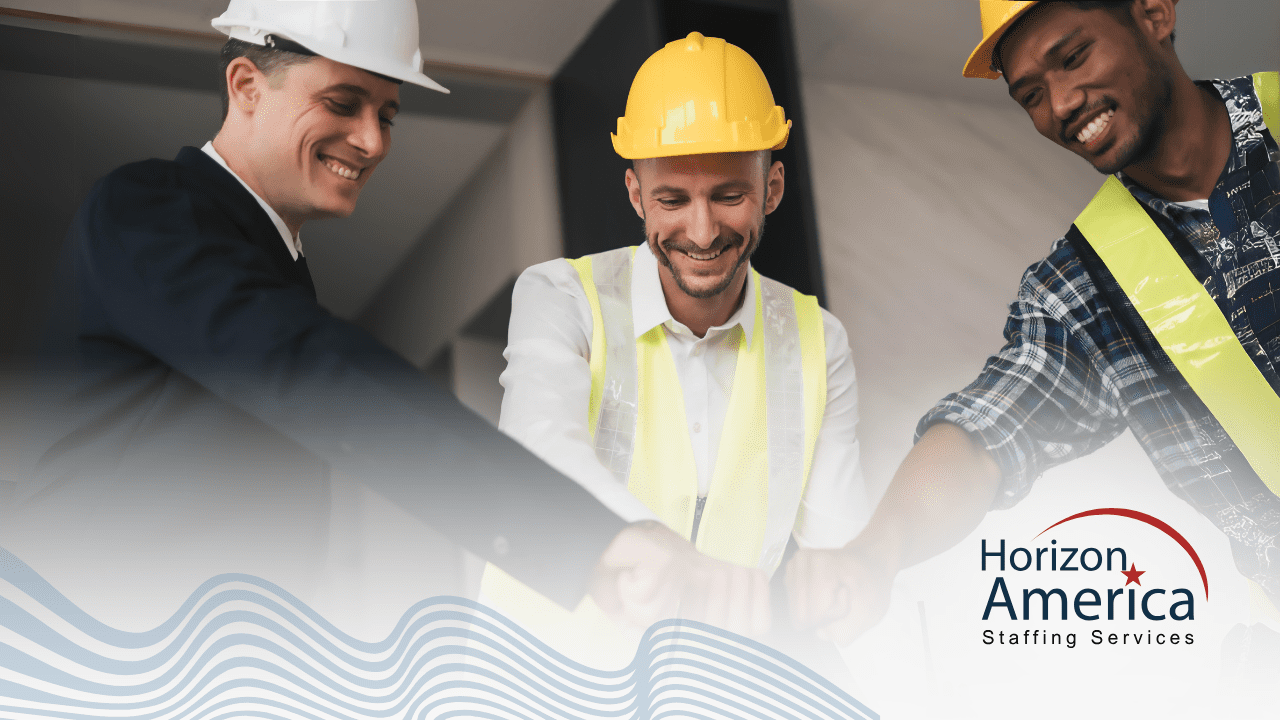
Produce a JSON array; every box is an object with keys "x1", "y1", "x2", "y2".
[
  {"x1": 999, "y1": 1, "x2": 1174, "y2": 175},
  {"x1": 626, "y1": 152, "x2": 784, "y2": 302},
  {"x1": 234, "y1": 55, "x2": 400, "y2": 231}
]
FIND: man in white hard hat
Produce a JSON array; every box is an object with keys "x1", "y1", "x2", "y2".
[
  {"x1": 487, "y1": 32, "x2": 869, "y2": 663},
  {"x1": 19, "y1": 0, "x2": 734, "y2": 632},
  {"x1": 787, "y1": 0, "x2": 1280, "y2": 665}
]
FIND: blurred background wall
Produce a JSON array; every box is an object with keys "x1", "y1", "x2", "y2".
[{"x1": 1, "y1": 0, "x2": 1276, "y2": 667}]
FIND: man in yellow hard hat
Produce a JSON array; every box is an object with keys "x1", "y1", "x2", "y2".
[
  {"x1": 489, "y1": 31, "x2": 870, "y2": 662},
  {"x1": 18, "y1": 0, "x2": 741, "y2": 636},
  {"x1": 787, "y1": 0, "x2": 1280, "y2": 653}
]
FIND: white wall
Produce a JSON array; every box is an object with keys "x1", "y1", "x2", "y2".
[
  {"x1": 359, "y1": 87, "x2": 563, "y2": 367},
  {"x1": 453, "y1": 336, "x2": 508, "y2": 426},
  {"x1": 803, "y1": 80, "x2": 1102, "y2": 496}
]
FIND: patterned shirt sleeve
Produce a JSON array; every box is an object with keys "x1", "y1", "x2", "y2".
[{"x1": 915, "y1": 237, "x2": 1129, "y2": 509}]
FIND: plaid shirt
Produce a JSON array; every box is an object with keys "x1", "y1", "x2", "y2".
[{"x1": 918, "y1": 75, "x2": 1280, "y2": 601}]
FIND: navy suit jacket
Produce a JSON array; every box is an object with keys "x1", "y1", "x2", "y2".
[{"x1": 28, "y1": 146, "x2": 624, "y2": 607}]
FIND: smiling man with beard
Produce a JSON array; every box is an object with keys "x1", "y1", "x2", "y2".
[{"x1": 488, "y1": 32, "x2": 870, "y2": 663}]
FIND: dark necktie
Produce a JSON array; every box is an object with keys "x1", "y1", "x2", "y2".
[{"x1": 295, "y1": 254, "x2": 317, "y2": 299}]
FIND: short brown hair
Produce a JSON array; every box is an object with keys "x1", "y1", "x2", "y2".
[{"x1": 218, "y1": 38, "x2": 313, "y2": 121}]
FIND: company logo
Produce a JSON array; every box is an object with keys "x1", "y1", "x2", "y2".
[{"x1": 979, "y1": 508, "x2": 1207, "y2": 650}]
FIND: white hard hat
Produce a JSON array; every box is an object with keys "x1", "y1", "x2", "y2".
[{"x1": 212, "y1": 0, "x2": 448, "y2": 93}]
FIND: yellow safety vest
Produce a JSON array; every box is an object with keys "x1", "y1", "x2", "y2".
[
  {"x1": 480, "y1": 246, "x2": 827, "y2": 664},
  {"x1": 1071, "y1": 72, "x2": 1280, "y2": 498},
  {"x1": 1072, "y1": 72, "x2": 1280, "y2": 619}
]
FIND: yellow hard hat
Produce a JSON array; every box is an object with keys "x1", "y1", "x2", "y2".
[
  {"x1": 963, "y1": 1, "x2": 1040, "y2": 79},
  {"x1": 963, "y1": 0, "x2": 1177, "y2": 79},
  {"x1": 612, "y1": 32, "x2": 790, "y2": 159}
]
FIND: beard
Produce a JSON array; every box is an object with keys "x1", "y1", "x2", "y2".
[
  {"x1": 1083, "y1": 54, "x2": 1173, "y2": 176},
  {"x1": 647, "y1": 215, "x2": 765, "y2": 300}
]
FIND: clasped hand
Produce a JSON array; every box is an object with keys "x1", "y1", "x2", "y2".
[{"x1": 590, "y1": 521, "x2": 771, "y2": 638}]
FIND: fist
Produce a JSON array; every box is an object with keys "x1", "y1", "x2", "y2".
[
  {"x1": 785, "y1": 545, "x2": 895, "y2": 646},
  {"x1": 590, "y1": 521, "x2": 771, "y2": 638}
]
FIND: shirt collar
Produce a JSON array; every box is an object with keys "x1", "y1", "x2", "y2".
[
  {"x1": 631, "y1": 242, "x2": 757, "y2": 345},
  {"x1": 1117, "y1": 76, "x2": 1262, "y2": 224},
  {"x1": 201, "y1": 141, "x2": 304, "y2": 260}
]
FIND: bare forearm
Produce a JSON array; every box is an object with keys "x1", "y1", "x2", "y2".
[
  {"x1": 786, "y1": 423, "x2": 1001, "y2": 642},
  {"x1": 852, "y1": 421, "x2": 1002, "y2": 572}
]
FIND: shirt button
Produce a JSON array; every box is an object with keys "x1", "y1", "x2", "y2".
[{"x1": 693, "y1": 422, "x2": 702, "y2": 433}]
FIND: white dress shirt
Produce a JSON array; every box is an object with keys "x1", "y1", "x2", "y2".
[
  {"x1": 499, "y1": 243, "x2": 870, "y2": 550},
  {"x1": 201, "y1": 142, "x2": 304, "y2": 260}
]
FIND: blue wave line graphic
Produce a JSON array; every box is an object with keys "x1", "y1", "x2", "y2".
[{"x1": 0, "y1": 547, "x2": 877, "y2": 720}]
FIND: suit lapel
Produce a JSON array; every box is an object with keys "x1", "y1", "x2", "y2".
[{"x1": 173, "y1": 146, "x2": 313, "y2": 297}]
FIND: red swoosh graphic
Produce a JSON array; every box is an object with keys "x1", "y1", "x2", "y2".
[{"x1": 1034, "y1": 508, "x2": 1209, "y2": 599}]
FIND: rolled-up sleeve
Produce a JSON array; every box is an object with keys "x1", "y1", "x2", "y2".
[{"x1": 915, "y1": 239, "x2": 1128, "y2": 510}]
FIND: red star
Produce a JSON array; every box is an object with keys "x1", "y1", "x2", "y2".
[{"x1": 1121, "y1": 563, "x2": 1146, "y2": 587}]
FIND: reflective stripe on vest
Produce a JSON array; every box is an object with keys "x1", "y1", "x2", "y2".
[
  {"x1": 1255, "y1": 71, "x2": 1279, "y2": 148},
  {"x1": 478, "y1": 246, "x2": 826, "y2": 665},
  {"x1": 1071, "y1": 72, "x2": 1280, "y2": 498}
]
